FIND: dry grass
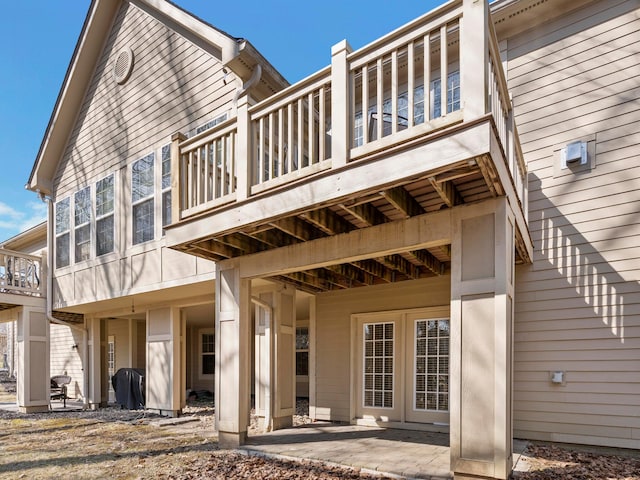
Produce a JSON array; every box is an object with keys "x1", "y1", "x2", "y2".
[{"x1": 0, "y1": 414, "x2": 217, "y2": 479}]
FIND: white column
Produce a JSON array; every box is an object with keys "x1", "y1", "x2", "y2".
[
  {"x1": 146, "y1": 307, "x2": 183, "y2": 417},
  {"x1": 86, "y1": 316, "x2": 102, "y2": 409},
  {"x1": 450, "y1": 197, "x2": 514, "y2": 480},
  {"x1": 16, "y1": 307, "x2": 49, "y2": 413},
  {"x1": 215, "y1": 261, "x2": 251, "y2": 447},
  {"x1": 253, "y1": 284, "x2": 296, "y2": 431}
]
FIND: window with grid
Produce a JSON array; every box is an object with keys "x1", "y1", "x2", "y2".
[
  {"x1": 55, "y1": 198, "x2": 70, "y2": 268},
  {"x1": 363, "y1": 322, "x2": 394, "y2": 408},
  {"x1": 201, "y1": 333, "x2": 215, "y2": 375},
  {"x1": 161, "y1": 144, "x2": 171, "y2": 228},
  {"x1": 95, "y1": 174, "x2": 114, "y2": 256},
  {"x1": 432, "y1": 70, "x2": 460, "y2": 119},
  {"x1": 132, "y1": 153, "x2": 155, "y2": 245},
  {"x1": 414, "y1": 318, "x2": 449, "y2": 412},
  {"x1": 296, "y1": 326, "x2": 309, "y2": 376},
  {"x1": 74, "y1": 187, "x2": 92, "y2": 263}
]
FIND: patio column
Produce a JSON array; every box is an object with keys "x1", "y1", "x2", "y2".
[
  {"x1": 16, "y1": 307, "x2": 49, "y2": 413},
  {"x1": 254, "y1": 285, "x2": 296, "y2": 431},
  {"x1": 450, "y1": 197, "x2": 514, "y2": 480},
  {"x1": 215, "y1": 261, "x2": 251, "y2": 447},
  {"x1": 146, "y1": 307, "x2": 184, "y2": 417},
  {"x1": 86, "y1": 316, "x2": 102, "y2": 409}
]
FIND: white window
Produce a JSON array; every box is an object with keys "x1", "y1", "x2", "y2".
[
  {"x1": 201, "y1": 332, "x2": 215, "y2": 376},
  {"x1": 432, "y1": 70, "x2": 460, "y2": 118},
  {"x1": 363, "y1": 322, "x2": 394, "y2": 408},
  {"x1": 132, "y1": 153, "x2": 155, "y2": 245},
  {"x1": 74, "y1": 187, "x2": 91, "y2": 263},
  {"x1": 95, "y1": 174, "x2": 115, "y2": 256},
  {"x1": 161, "y1": 144, "x2": 171, "y2": 229},
  {"x1": 414, "y1": 319, "x2": 449, "y2": 412},
  {"x1": 194, "y1": 112, "x2": 228, "y2": 136},
  {"x1": 55, "y1": 198, "x2": 70, "y2": 269},
  {"x1": 296, "y1": 326, "x2": 309, "y2": 376}
]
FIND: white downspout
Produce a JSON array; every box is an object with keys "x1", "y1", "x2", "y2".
[{"x1": 40, "y1": 192, "x2": 89, "y2": 408}]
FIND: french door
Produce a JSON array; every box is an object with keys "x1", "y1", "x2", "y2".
[{"x1": 354, "y1": 307, "x2": 450, "y2": 426}]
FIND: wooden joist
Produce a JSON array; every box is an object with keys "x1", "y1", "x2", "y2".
[
  {"x1": 407, "y1": 249, "x2": 444, "y2": 276},
  {"x1": 380, "y1": 186, "x2": 424, "y2": 218},
  {"x1": 428, "y1": 177, "x2": 463, "y2": 208},
  {"x1": 270, "y1": 217, "x2": 323, "y2": 242},
  {"x1": 300, "y1": 208, "x2": 353, "y2": 235},
  {"x1": 339, "y1": 202, "x2": 387, "y2": 227},
  {"x1": 379, "y1": 254, "x2": 421, "y2": 280}
]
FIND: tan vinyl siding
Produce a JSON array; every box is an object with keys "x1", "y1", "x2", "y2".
[
  {"x1": 314, "y1": 276, "x2": 450, "y2": 422},
  {"x1": 54, "y1": 2, "x2": 236, "y2": 195},
  {"x1": 50, "y1": 324, "x2": 84, "y2": 400},
  {"x1": 508, "y1": 0, "x2": 640, "y2": 449},
  {"x1": 51, "y1": 2, "x2": 220, "y2": 308}
]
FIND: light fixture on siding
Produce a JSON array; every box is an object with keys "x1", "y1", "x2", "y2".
[
  {"x1": 550, "y1": 371, "x2": 565, "y2": 384},
  {"x1": 560, "y1": 141, "x2": 587, "y2": 169}
]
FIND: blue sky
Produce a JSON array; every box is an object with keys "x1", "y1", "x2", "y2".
[{"x1": 0, "y1": 0, "x2": 440, "y2": 243}]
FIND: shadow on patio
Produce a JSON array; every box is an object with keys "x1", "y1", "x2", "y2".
[{"x1": 245, "y1": 422, "x2": 452, "y2": 479}]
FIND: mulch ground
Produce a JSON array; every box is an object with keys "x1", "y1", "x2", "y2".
[{"x1": 515, "y1": 443, "x2": 640, "y2": 480}]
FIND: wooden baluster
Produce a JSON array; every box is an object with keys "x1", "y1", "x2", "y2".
[
  {"x1": 376, "y1": 57, "x2": 383, "y2": 141},
  {"x1": 319, "y1": 87, "x2": 326, "y2": 161},
  {"x1": 424, "y1": 33, "x2": 431, "y2": 120},
  {"x1": 287, "y1": 102, "x2": 294, "y2": 173},
  {"x1": 391, "y1": 49, "x2": 398, "y2": 134},
  {"x1": 362, "y1": 64, "x2": 369, "y2": 145},
  {"x1": 440, "y1": 24, "x2": 448, "y2": 118},
  {"x1": 408, "y1": 41, "x2": 415, "y2": 129}
]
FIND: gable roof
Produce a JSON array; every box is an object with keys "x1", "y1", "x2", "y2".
[{"x1": 28, "y1": 0, "x2": 287, "y2": 197}]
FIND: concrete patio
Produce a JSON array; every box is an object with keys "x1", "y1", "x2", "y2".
[{"x1": 244, "y1": 422, "x2": 529, "y2": 479}]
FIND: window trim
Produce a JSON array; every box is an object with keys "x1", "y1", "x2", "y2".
[
  {"x1": 54, "y1": 197, "x2": 71, "y2": 269},
  {"x1": 131, "y1": 152, "x2": 155, "y2": 246},
  {"x1": 198, "y1": 328, "x2": 215, "y2": 380},
  {"x1": 160, "y1": 144, "x2": 172, "y2": 231},
  {"x1": 95, "y1": 173, "x2": 116, "y2": 257}
]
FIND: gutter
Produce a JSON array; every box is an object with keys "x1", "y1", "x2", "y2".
[{"x1": 39, "y1": 191, "x2": 90, "y2": 409}]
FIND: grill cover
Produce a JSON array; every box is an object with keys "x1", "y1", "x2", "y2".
[{"x1": 111, "y1": 368, "x2": 145, "y2": 410}]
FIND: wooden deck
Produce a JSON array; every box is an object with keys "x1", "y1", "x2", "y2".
[{"x1": 166, "y1": 0, "x2": 532, "y2": 293}]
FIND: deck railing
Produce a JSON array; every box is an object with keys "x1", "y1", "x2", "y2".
[
  {"x1": 172, "y1": 0, "x2": 527, "y2": 224},
  {"x1": 0, "y1": 249, "x2": 42, "y2": 297},
  {"x1": 249, "y1": 69, "x2": 332, "y2": 194}
]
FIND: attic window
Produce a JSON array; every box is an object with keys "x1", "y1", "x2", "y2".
[{"x1": 113, "y1": 47, "x2": 134, "y2": 85}]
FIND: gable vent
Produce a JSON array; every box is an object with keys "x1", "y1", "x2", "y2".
[{"x1": 113, "y1": 47, "x2": 134, "y2": 85}]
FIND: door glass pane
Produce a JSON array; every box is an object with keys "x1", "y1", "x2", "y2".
[
  {"x1": 414, "y1": 319, "x2": 449, "y2": 411},
  {"x1": 363, "y1": 322, "x2": 393, "y2": 408}
]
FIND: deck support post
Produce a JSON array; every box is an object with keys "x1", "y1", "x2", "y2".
[
  {"x1": 254, "y1": 284, "x2": 296, "y2": 431},
  {"x1": 86, "y1": 316, "x2": 102, "y2": 409},
  {"x1": 215, "y1": 261, "x2": 251, "y2": 447},
  {"x1": 450, "y1": 197, "x2": 514, "y2": 480},
  {"x1": 16, "y1": 307, "x2": 50, "y2": 413},
  {"x1": 146, "y1": 307, "x2": 184, "y2": 417}
]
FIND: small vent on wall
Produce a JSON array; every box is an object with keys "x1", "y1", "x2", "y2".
[{"x1": 113, "y1": 47, "x2": 134, "y2": 85}]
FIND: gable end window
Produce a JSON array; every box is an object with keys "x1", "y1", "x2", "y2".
[
  {"x1": 55, "y1": 198, "x2": 70, "y2": 269},
  {"x1": 96, "y1": 174, "x2": 115, "y2": 256},
  {"x1": 132, "y1": 153, "x2": 155, "y2": 245},
  {"x1": 74, "y1": 187, "x2": 92, "y2": 263}
]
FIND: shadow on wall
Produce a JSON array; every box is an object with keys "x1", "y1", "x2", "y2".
[{"x1": 520, "y1": 174, "x2": 640, "y2": 344}]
